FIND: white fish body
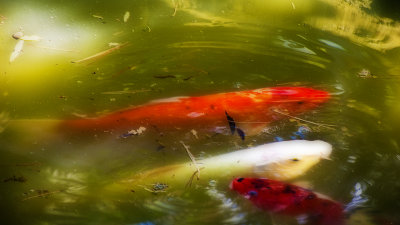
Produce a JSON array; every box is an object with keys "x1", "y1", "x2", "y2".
[
  {"x1": 198, "y1": 140, "x2": 332, "y2": 180},
  {"x1": 108, "y1": 140, "x2": 332, "y2": 193}
]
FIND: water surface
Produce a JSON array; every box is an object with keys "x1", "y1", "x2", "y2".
[{"x1": 1, "y1": 0, "x2": 400, "y2": 224}]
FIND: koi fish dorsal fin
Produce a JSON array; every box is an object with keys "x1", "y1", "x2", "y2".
[{"x1": 149, "y1": 96, "x2": 190, "y2": 104}]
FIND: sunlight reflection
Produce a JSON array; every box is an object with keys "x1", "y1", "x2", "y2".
[
  {"x1": 306, "y1": 0, "x2": 400, "y2": 51},
  {"x1": 0, "y1": 4, "x2": 107, "y2": 78}
]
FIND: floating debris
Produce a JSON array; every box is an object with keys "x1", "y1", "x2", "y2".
[
  {"x1": 172, "y1": 0, "x2": 179, "y2": 16},
  {"x1": 113, "y1": 31, "x2": 124, "y2": 36},
  {"x1": 357, "y1": 69, "x2": 376, "y2": 78},
  {"x1": 9, "y1": 31, "x2": 42, "y2": 62},
  {"x1": 71, "y1": 42, "x2": 128, "y2": 63},
  {"x1": 180, "y1": 141, "x2": 200, "y2": 181},
  {"x1": 9, "y1": 40, "x2": 24, "y2": 62},
  {"x1": 22, "y1": 189, "x2": 63, "y2": 201},
  {"x1": 108, "y1": 42, "x2": 120, "y2": 47},
  {"x1": 92, "y1": 15, "x2": 104, "y2": 20},
  {"x1": 101, "y1": 89, "x2": 150, "y2": 95},
  {"x1": 144, "y1": 24, "x2": 151, "y2": 32},
  {"x1": 141, "y1": 183, "x2": 169, "y2": 193},
  {"x1": 153, "y1": 74, "x2": 176, "y2": 79},
  {"x1": 3, "y1": 175, "x2": 27, "y2": 183},
  {"x1": 120, "y1": 126, "x2": 147, "y2": 138},
  {"x1": 272, "y1": 109, "x2": 335, "y2": 130},
  {"x1": 12, "y1": 31, "x2": 24, "y2": 40},
  {"x1": 183, "y1": 75, "x2": 194, "y2": 81},
  {"x1": 123, "y1": 11, "x2": 130, "y2": 22},
  {"x1": 190, "y1": 129, "x2": 198, "y2": 139}
]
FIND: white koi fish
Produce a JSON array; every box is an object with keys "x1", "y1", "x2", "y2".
[{"x1": 106, "y1": 140, "x2": 332, "y2": 193}]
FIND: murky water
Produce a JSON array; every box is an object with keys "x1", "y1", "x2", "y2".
[{"x1": 1, "y1": 0, "x2": 400, "y2": 224}]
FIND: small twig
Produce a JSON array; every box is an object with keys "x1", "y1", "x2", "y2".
[
  {"x1": 143, "y1": 187, "x2": 166, "y2": 193},
  {"x1": 71, "y1": 42, "x2": 128, "y2": 63},
  {"x1": 185, "y1": 167, "x2": 204, "y2": 188},
  {"x1": 138, "y1": 184, "x2": 167, "y2": 193},
  {"x1": 272, "y1": 109, "x2": 336, "y2": 130},
  {"x1": 145, "y1": 25, "x2": 151, "y2": 32},
  {"x1": 22, "y1": 190, "x2": 63, "y2": 201},
  {"x1": 172, "y1": 1, "x2": 178, "y2": 17},
  {"x1": 180, "y1": 141, "x2": 200, "y2": 180},
  {"x1": 185, "y1": 170, "x2": 199, "y2": 188}
]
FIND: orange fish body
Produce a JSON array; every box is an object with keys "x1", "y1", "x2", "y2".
[
  {"x1": 230, "y1": 178, "x2": 344, "y2": 225},
  {"x1": 61, "y1": 87, "x2": 329, "y2": 137}
]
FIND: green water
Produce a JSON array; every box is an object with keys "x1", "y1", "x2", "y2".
[{"x1": 1, "y1": 0, "x2": 400, "y2": 224}]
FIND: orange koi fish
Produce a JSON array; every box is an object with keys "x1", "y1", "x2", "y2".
[
  {"x1": 230, "y1": 177, "x2": 344, "y2": 225},
  {"x1": 61, "y1": 87, "x2": 329, "y2": 137}
]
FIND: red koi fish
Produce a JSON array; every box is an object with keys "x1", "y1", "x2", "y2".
[
  {"x1": 230, "y1": 177, "x2": 344, "y2": 225},
  {"x1": 61, "y1": 87, "x2": 329, "y2": 137}
]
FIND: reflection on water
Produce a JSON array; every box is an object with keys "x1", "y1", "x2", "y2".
[{"x1": 1, "y1": 0, "x2": 400, "y2": 224}]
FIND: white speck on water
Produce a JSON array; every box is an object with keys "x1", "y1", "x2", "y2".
[
  {"x1": 348, "y1": 155, "x2": 357, "y2": 163},
  {"x1": 319, "y1": 39, "x2": 346, "y2": 51}
]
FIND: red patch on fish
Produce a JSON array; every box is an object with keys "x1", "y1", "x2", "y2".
[
  {"x1": 230, "y1": 178, "x2": 344, "y2": 225},
  {"x1": 61, "y1": 87, "x2": 329, "y2": 136}
]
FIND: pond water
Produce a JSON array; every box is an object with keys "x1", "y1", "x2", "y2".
[{"x1": 1, "y1": 0, "x2": 400, "y2": 224}]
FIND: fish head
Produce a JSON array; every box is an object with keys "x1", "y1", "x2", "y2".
[
  {"x1": 250, "y1": 86, "x2": 330, "y2": 114},
  {"x1": 252, "y1": 140, "x2": 332, "y2": 180}
]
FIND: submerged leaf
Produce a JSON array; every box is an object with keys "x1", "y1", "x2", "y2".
[{"x1": 9, "y1": 40, "x2": 24, "y2": 62}]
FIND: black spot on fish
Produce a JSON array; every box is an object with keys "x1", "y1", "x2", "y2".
[
  {"x1": 210, "y1": 104, "x2": 215, "y2": 110},
  {"x1": 237, "y1": 178, "x2": 245, "y2": 182},
  {"x1": 248, "y1": 190, "x2": 258, "y2": 197},
  {"x1": 225, "y1": 111, "x2": 236, "y2": 135},
  {"x1": 283, "y1": 185, "x2": 297, "y2": 194},
  {"x1": 297, "y1": 101, "x2": 304, "y2": 105},
  {"x1": 236, "y1": 128, "x2": 245, "y2": 140},
  {"x1": 291, "y1": 158, "x2": 300, "y2": 162},
  {"x1": 251, "y1": 180, "x2": 265, "y2": 189}
]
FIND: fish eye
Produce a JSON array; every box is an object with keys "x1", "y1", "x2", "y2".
[{"x1": 291, "y1": 158, "x2": 300, "y2": 162}]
